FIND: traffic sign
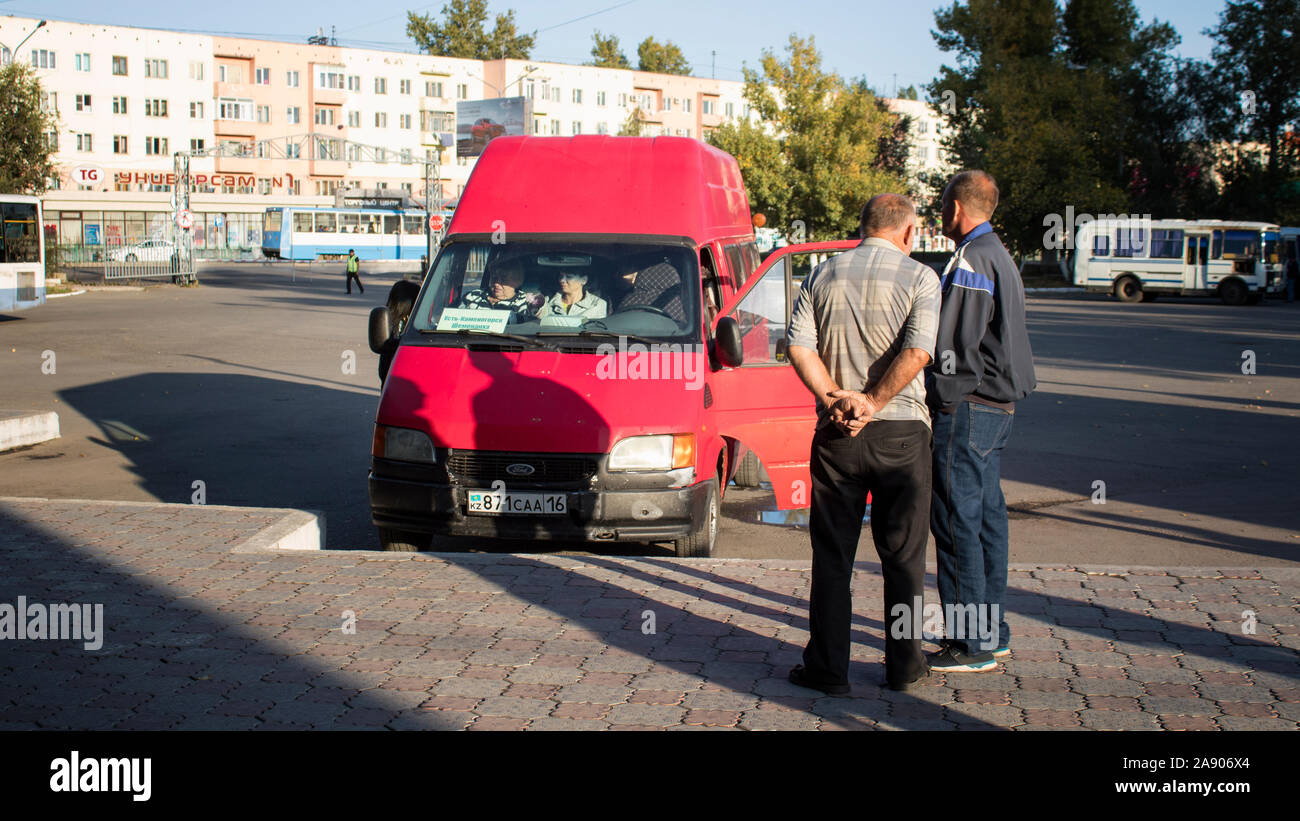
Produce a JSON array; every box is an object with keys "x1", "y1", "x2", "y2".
[
  {"x1": 176, "y1": 209, "x2": 194, "y2": 230},
  {"x1": 428, "y1": 214, "x2": 444, "y2": 232}
]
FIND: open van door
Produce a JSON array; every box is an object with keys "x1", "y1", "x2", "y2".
[{"x1": 707, "y1": 240, "x2": 859, "y2": 510}]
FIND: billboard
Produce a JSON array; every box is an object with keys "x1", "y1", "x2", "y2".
[{"x1": 456, "y1": 96, "x2": 531, "y2": 158}]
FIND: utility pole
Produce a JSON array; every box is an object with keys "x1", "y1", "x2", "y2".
[{"x1": 711, "y1": 50, "x2": 716, "y2": 80}]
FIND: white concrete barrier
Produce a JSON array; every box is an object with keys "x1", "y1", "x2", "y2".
[{"x1": 0, "y1": 410, "x2": 60, "y2": 451}]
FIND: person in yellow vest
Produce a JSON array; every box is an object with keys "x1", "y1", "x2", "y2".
[{"x1": 346, "y1": 249, "x2": 364, "y2": 295}]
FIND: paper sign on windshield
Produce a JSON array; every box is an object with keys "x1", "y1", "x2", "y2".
[
  {"x1": 436, "y1": 308, "x2": 510, "y2": 333},
  {"x1": 539, "y1": 315, "x2": 583, "y2": 328}
]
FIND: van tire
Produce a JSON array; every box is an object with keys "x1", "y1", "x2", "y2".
[
  {"x1": 1114, "y1": 276, "x2": 1142, "y2": 303},
  {"x1": 1219, "y1": 279, "x2": 1248, "y2": 306},
  {"x1": 734, "y1": 450, "x2": 763, "y2": 487},
  {"x1": 674, "y1": 477, "x2": 719, "y2": 558},
  {"x1": 378, "y1": 527, "x2": 430, "y2": 552}
]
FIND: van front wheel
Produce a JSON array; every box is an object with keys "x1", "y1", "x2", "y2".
[
  {"x1": 674, "y1": 477, "x2": 719, "y2": 558},
  {"x1": 378, "y1": 527, "x2": 431, "y2": 552}
]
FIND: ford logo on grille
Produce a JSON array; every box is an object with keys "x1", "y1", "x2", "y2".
[{"x1": 506, "y1": 463, "x2": 536, "y2": 476}]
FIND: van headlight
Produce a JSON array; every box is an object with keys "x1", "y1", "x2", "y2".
[
  {"x1": 608, "y1": 434, "x2": 694, "y2": 471},
  {"x1": 373, "y1": 425, "x2": 436, "y2": 463}
]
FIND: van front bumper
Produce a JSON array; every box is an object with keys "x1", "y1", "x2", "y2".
[{"x1": 368, "y1": 453, "x2": 708, "y2": 543}]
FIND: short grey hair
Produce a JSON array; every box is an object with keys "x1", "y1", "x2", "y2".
[{"x1": 860, "y1": 193, "x2": 916, "y2": 238}]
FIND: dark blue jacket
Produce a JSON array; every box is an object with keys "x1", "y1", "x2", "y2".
[{"x1": 926, "y1": 223, "x2": 1036, "y2": 412}]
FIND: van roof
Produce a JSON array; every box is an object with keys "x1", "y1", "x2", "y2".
[{"x1": 447, "y1": 136, "x2": 754, "y2": 243}]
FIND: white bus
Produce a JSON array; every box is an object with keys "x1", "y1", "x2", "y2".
[
  {"x1": 0, "y1": 194, "x2": 46, "y2": 312},
  {"x1": 1071, "y1": 218, "x2": 1285, "y2": 305}
]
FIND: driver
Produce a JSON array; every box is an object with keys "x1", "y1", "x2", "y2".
[
  {"x1": 615, "y1": 257, "x2": 685, "y2": 322},
  {"x1": 457, "y1": 260, "x2": 534, "y2": 323}
]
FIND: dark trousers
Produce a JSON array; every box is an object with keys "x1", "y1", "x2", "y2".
[
  {"x1": 931, "y1": 401, "x2": 1014, "y2": 655},
  {"x1": 346, "y1": 270, "x2": 364, "y2": 294},
  {"x1": 804, "y1": 419, "x2": 931, "y2": 686}
]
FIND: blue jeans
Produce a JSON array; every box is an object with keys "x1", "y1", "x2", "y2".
[{"x1": 931, "y1": 401, "x2": 1014, "y2": 655}]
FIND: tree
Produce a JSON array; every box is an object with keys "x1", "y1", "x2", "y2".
[
  {"x1": 636, "y1": 37, "x2": 691, "y2": 75},
  {"x1": 707, "y1": 35, "x2": 906, "y2": 240},
  {"x1": 897, "y1": 85, "x2": 919, "y2": 100},
  {"x1": 617, "y1": 105, "x2": 645, "y2": 136},
  {"x1": 588, "y1": 30, "x2": 630, "y2": 69},
  {"x1": 406, "y1": 0, "x2": 535, "y2": 60},
  {"x1": 0, "y1": 62, "x2": 58, "y2": 194}
]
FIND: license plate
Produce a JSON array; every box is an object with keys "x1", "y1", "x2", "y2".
[{"x1": 466, "y1": 489, "x2": 567, "y2": 515}]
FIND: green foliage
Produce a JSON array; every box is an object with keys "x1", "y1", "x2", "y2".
[
  {"x1": 588, "y1": 30, "x2": 630, "y2": 69},
  {"x1": 617, "y1": 106, "x2": 645, "y2": 136},
  {"x1": 707, "y1": 35, "x2": 907, "y2": 241},
  {"x1": 897, "y1": 85, "x2": 919, "y2": 100},
  {"x1": 636, "y1": 37, "x2": 691, "y2": 75},
  {"x1": 406, "y1": 0, "x2": 535, "y2": 60},
  {"x1": 0, "y1": 62, "x2": 58, "y2": 194}
]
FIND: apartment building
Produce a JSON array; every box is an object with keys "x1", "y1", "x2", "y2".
[{"x1": 2, "y1": 14, "x2": 942, "y2": 255}]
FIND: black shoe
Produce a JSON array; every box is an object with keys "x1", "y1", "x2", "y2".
[
  {"x1": 787, "y1": 665, "x2": 850, "y2": 696},
  {"x1": 887, "y1": 669, "x2": 931, "y2": 692},
  {"x1": 926, "y1": 646, "x2": 997, "y2": 673}
]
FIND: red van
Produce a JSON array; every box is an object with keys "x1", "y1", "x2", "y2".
[{"x1": 367, "y1": 136, "x2": 855, "y2": 555}]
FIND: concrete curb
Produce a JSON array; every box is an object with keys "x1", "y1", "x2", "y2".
[
  {"x1": 0, "y1": 411, "x2": 60, "y2": 452},
  {"x1": 0, "y1": 496, "x2": 323, "y2": 552},
  {"x1": 45, "y1": 290, "x2": 86, "y2": 299}
]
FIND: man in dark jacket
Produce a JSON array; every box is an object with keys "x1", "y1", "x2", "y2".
[{"x1": 925, "y1": 170, "x2": 1036, "y2": 673}]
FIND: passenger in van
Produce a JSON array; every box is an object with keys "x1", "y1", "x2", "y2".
[
  {"x1": 537, "y1": 270, "x2": 608, "y2": 319},
  {"x1": 615, "y1": 258, "x2": 685, "y2": 321},
  {"x1": 457, "y1": 261, "x2": 534, "y2": 323}
]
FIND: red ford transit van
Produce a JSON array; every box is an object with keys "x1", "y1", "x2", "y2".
[{"x1": 367, "y1": 136, "x2": 855, "y2": 555}]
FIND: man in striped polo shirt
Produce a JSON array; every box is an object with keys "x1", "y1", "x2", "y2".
[
  {"x1": 785, "y1": 193, "x2": 941, "y2": 694},
  {"x1": 926, "y1": 170, "x2": 1037, "y2": 673}
]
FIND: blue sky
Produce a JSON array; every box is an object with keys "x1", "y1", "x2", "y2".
[{"x1": 3, "y1": 0, "x2": 1227, "y2": 92}]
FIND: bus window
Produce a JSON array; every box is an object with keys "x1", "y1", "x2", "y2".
[
  {"x1": 1, "y1": 203, "x2": 40, "y2": 263},
  {"x1": 1263, "y1": 232, "x2": 1279, "y2": 264},
  {"x1": 340, "y1": 213, "x2": 360, "y2": 234},
  {"x1": 314, "y1": 213, "x2": 337, "y2": 233},
  {"x1": 384, "y1": 215, "x2": 400, "y2": 234},
  {"x1": 1149, "y1": 229, "x2": 1183, "y2": 258},
  {"x1": 264, "y1": 210, "x2": 282, "y2": 233},
  {"x1": 1212, "y1": 230, "x2": 1258, "y2": 259},
  {"x1": 403, "y1": 215, "x2": 424, "y2": 234},
  {"x1": 1114, "y1": 226, "x2": 1146, "y2": 257},
  {"x1": 293, "y1": 212, "x2": 313, "y2": 232},
  {"x1": 362, "y1": 214, "x2": 382, "y2": 234}
]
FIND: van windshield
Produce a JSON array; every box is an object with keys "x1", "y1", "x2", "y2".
[{"x1": 409, "y1": 240, "x2": 701, "y2": 344}]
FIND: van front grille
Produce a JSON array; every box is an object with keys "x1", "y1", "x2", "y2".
[{"x1": 446, "y1": 451, "x2": 598, "y2": 486}]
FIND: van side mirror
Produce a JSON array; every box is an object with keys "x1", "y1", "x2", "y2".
[
  {"x1": 715, "y1": 316, "x2": 743, "y2": 367},
  {"x1": 368, "y1": 307, "x2": 391, "y2": 354}
]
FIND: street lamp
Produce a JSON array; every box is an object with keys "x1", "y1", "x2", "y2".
[{"x1": 1, "y1": 20, "x2": 48, "y2": 65}]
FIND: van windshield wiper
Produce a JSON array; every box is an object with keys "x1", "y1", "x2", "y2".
[
  {"x1": 420, "y1": 329, "x2": 554, "y2": 348},
  {"x1": 535, "y1": 330, "x2": 665, "y2": 347}
]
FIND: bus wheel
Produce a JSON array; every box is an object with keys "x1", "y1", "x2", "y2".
[
  {"x1": 378, "y1": 527, "x2": 431, "y2": 552},
  {"x1": 1114, "y1": 276, "x2": 1143, "y2": 303},
  {"x1": 1219, "y1": 279, "x2": 1248, "y2": 306}
]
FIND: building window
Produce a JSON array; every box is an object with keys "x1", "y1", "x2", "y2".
[
  {"x1": 75, "y1": 94, "x2": 92, "y2": 113},
  {"x1": 111, "y1": 96, "x2": 126, "y2": 114},
  {"x1": 314, "y1": 107, "x2": 336, "y2": 126},
  {"x1": 347, "y1": 110, "x2": 360, "y2": 127},
  {"x1": 597, "y1": 122, "x2": 608, "y2": 135},
  {"x1": 257, "y1": 105, "x2": 270, "y2": 123},
  {"x1": 31, "y1": 49, "x2": 55, "y2": 69},
  {"x1": 286, "y1": 70, "x2": 299, "y2": 87},
  {"x1": 317, "y1": 69, "x2": 344, "y2": 89},
  {"x1": 400, "y1": 113, "x2": 412, "y2": 129},
  {"x1": 286, "y1": 143, "x2": 300, "y2": 158},
  {"x1": 596, "y1": 91, "x2": 606, "y2": 107},
  {"x1": 571, "y1": 120, "x2": 581, "y2": 135},
  {"x1": 375, "y1": 112, "x2": 388, "y2": 128},
  {"x1": 75, "y1": 53, "x2": 91, "y2": 72},
  {"x1": 145, "y1": 59, "x2": 168, "y2": 78},
  {"x1": 456, "y1": 83, "x2": 468, "y2": 99},
  {"x1": 347, "y1": 75, "x2": 360, "y2": 91},
  {"x1": 255, "y1": 67, "x2": 270, "y2": 85},
  {"x1": 551, "y1": 87, "x2": 560, "y2": 103},
  {"x1": 375, "y1": 77, "x2": 387, "y2": 94},
  {"x1": 618, "y1": 92, "x2": 627, "y2": 107},
  {"x1": 190, "y1": 138, "x2": 205, "y2": 153},
  {"x1": 287, "y1": 106, "x2": 301, "y2": 124},
  {"x1": 189, "y1": 61, "x2": 204, "y2": 80},
  {"x1": 399, "y1": 79, "x2": 410, "y2": 95},
  {"x1": 144, "y1": 137, "x2": 168, "y2": 155},
  {"x1": 425, "y1": 80, "x2": 443, "y2": 97},
  {"x1": 662, "y1": 97, "x2": 672, "y2": 112},
  {"x1": 702, "y1": 99, "x2": 715, "y2": 115},
  {"x1": 144, "y1": 99, "x2": 168, "y2": 117},
  {"x1": 572, "y1": 88, "x2": 582, "y2": 104},
  {"x1": 190, "y1": 101, "x2": 203, "y2": 118},
  {"x1": 76, "y1": 133, "x2": 93, "y2": 152},
  {"x1": 46, "y1": 131, "x2": 58, "y2": 151},
  {"x1": 725, "y1": 102, "x2": 734, "y2": 118},
  {"x1": 550, "y1": 119, "x2": 560, "y2": 135},
  {"x1": 113, "y1": 135, "x2": 128, "y2": 154},
  {"x1": 41, "y1": 91, "x2": 58, "y2": 113},
  {"x1": 218, "y1": 98, "x2": 253, "y2": 120}
]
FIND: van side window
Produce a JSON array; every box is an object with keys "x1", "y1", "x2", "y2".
[
  {"x1": 723, "y1": 243, "x2": 747, "y2": 289},
  {"x1": 741, "y1": 241, "x2": 761, "y2": 280},
  {"x1": 700, "y1": 248, "x2": 721, "y2": 325},
  {"x1": 726, "y1": 258, "x2": 788, "y2": 366}
]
